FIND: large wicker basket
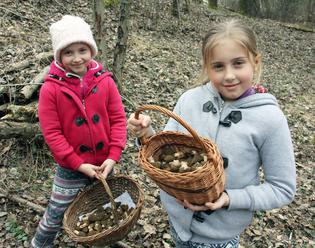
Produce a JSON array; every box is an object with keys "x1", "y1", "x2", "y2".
[
  {"x1": 63, "y1": 175, "x2": 144, "y2": 246},
  {"x1": 135, "y1": 105, "x2": 225, "y2": 205}
]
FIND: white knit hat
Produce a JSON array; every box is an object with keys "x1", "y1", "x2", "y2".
[{"x1": 49, "y1": 15, "x2": 98, "y2": 62}]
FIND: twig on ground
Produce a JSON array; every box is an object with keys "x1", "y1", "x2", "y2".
[
  {"x1": 0, "y1": 6, "x2": 30, "y2": 20},
  {"x1": 0, "y1": 188, "x2": 45, "y2": 213}
]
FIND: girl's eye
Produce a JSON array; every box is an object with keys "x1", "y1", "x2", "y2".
[
  {"x1": 63, "y1": 51, "x2": 72, "y2": 56},
  {"x1": 234, "y1": 60, "x2": 245, "y2": 67},
  {"x1": 212, "y1": 64, "x2": 223, "y2": 70},
  {"x1": 80, "y1": 48, "x2": 87, "y2": 53}
]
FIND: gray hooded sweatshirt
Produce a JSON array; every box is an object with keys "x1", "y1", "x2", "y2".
[{"x1": 160, "y1": 83, "x2": 296, "y2": 244}]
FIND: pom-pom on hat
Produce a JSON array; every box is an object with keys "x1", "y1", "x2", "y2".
[{"x1": 50, "y1": 15, "x2": 98, "y2": 63}]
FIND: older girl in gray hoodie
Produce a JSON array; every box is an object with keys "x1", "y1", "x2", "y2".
[{"x1": 128, "y1": 19, "x2": 296, "y2": 247}]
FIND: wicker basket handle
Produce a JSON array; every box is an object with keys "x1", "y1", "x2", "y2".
[
  {"x1": 97, "y1": 174, "x2": 118, "y2": 224},
  {"x1": 134, "y1": 104, "x2": 207, "y2": 152}
]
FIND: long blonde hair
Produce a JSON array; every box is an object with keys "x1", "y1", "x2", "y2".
[{"x1": 196, "y1": 19, "x2": 262, "y2": 86}]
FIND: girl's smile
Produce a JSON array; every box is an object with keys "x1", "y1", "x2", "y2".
[
  {"x1": 208, "y1": 38, "x2": 260, "y2": 100},
  {"x1": 60, "y1": 43, "x2": 92, "y2": 77}
]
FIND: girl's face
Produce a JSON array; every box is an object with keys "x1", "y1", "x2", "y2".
[
  {"x1": 60, "y1": 43, "x2": 92, "y2": 77},
  {"x1": 207, "y1": 38, "x2": 260, "y2": 101}
]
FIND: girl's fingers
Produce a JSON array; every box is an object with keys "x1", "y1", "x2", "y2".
[
  {"x1": 140, "y1": 117, "x2": 151, "y2": 128},
  {"x1": 128, "y1": 114, "x2": 151, "y2": 127},
  {"x1": 179, "y1": 200, "x2": 208, "y2": 211}
]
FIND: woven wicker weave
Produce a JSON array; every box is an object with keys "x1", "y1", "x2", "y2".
[
  {"x1": 136, "y1": 105, "x2": 225, "y2": 205},
  {"x1": 63, "y1": 175, "x2": 144, "y2": 246}
]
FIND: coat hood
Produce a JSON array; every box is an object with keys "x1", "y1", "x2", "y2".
[
  {"x1": 44, "y1": 60, "x2": 110, "y2": 98},
  {"x1": 205, "y1": 82, "x2": 279, "y2": 110}
]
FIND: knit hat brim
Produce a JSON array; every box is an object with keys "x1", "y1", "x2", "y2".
[{"x1": 50, "y1": 15, "x2": 98, "y2": 63}]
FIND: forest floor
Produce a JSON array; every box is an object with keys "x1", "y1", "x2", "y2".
[{"x1": 0, "y1": 0, "x2": 314, "y2": 247}]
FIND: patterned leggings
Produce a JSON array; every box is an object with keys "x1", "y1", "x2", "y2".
[
  {"x1": 30, "y1": 166, "x2": 92, "y2": 248},
  {"x1": 170, "y1": 221, "x2": 240, "y2": 248}
]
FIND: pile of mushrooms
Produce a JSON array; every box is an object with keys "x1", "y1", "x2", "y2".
[
  {"x1": 148, "y1": 145, "x2": 207, "y2": 173},
  {"x1": 74, "y1": 202, "x2": 133, "y2": 236}
]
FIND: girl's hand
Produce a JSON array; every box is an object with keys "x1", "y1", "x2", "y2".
[
  {"x1": 127, "y1": 113, "x2": 154, "y2": 138},
  {"x1": 177, "y1": 191, "x2": 230, "y2": 211},
  {"x1": 77, "y1": 163, "x2": 100, "y2": 178},
  {"x1": 98, "y1": 158, "x2": 116, "y2": 179}
]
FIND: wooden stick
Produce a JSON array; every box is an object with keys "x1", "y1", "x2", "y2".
[
  {"x1": 18, "y1": 66, "x2": 49, "y2": 101},
  {"x1": 0, "y1": 6, "x2": 30, "y2": 20},
  {"x1": 1, "y1": 101, "x2": 38, "y2": 122},
  {"x1": 0, "y1": 121, "x2": 41, "y2": 139},
  {"x1": 3, "y1": 52, "x2": 52, "y2": 74},
  {"x1": 0, "y1": 188, "x2": 45, "y2": 213},
  {"x1": 4, "y1": 60, "x2": 31, "y2": 74}
]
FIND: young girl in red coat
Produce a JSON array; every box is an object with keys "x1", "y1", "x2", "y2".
[{"x1": 30, "y1": 15, "x2": 127, "y2": 247}]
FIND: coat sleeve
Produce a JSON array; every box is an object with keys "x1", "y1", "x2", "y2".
[
  {"x1": 226, "y1": 114, "x2": 296, "y2": 211},
  {"x1": 38, "y1": 83, "x2": 84, "y2": 170},
  {"x1": 106, "y1": 78, "x2": 127, "y2": 161}
]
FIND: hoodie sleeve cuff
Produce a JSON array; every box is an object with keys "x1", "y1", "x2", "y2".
[
  {"x1": 226, "y1": 188, "x2": 252, "y2": 210},
  {"x1": 108, "y1": 146, "x2": 123, "y2": 162},
  {"x1": 63, "y1": 152, "x2": 84, "y2": 171}
]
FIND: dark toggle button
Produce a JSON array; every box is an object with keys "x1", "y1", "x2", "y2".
[
  {"x1": 203, "y1": 101, "x2": 217, "y2": 114},
  {"x1": 193, "y1": 212, "x2": 204, "y2": 223},
  {"x1": 96, "y1": 142, "x2": 104, "y2": 150},
  {"x1": 91, "y1": 86, "x2": 97, "y2": 94},
  {"x1": 75, "y1": 117, "x2": 86, "y2": 126},
  {"x1": 203, "y1": 209, "x2": 214, "y2": 215},
  {"x1": 219, "y1": 120, "x2": 232, "y2": 127},
  {"x1": 228, "y1": 111, "x2": 242, "y2": 124},
  {"x1": 92, "y1": 114, "x2": 100, "y2": 123},
  {"x1": 222, "y1": 157, "x2": 229, "y2": 169},
  {"x1": 80, "y1": 145, "x2": 92, "y2": 153},
  {"x1": 203, "y1": 101, "x2": 213, "y2": 112}
]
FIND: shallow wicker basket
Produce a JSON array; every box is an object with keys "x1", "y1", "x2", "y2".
[
  {"x1": 135, "y1": 105, "x2": 225, "y2": 205},
  {"x1": 63, "y1": 175, "x2": 144, "y2": 246}
]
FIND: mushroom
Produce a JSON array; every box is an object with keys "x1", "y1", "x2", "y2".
[
  {"x1": 162, "y1": 154, "x2": 175, "y2": 162},
  {"x1": 179, "y1": 161, "x2": 191, "y2": 173},
  {"x1": 174, "y1": 151, "x2": 185, "y2": 159},
  {"x1": 169, "y1": 159, "x2": 181, "y2": 172}
]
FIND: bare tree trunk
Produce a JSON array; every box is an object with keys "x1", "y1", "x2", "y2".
[
  {"x1": 112, "y1": 0, "x2": 130, "y2": 91},
  {"x1": 92, "y1": 0, "x2": 107, "y2": 65},
  {"x1": 184, "y1": 0, "x2": 190, "y2": 13},
  {"x1": 172, "y1": 0, "x2": 180, "y2": 18},
  {"x1": 147, "y1": 0, "x2": 162, "y2": 30},
  {"x1": 208, "y1": 0, "x2": 218, "y2": 8}
]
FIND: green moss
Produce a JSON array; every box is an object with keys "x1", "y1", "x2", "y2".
[{"x1": 103, "y1": 0, "x2": 119, "y2": 8}]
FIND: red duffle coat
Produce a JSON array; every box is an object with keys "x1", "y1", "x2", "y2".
[{"x1": 38, "y1": 60, "x2": 127, "y2": 170}]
